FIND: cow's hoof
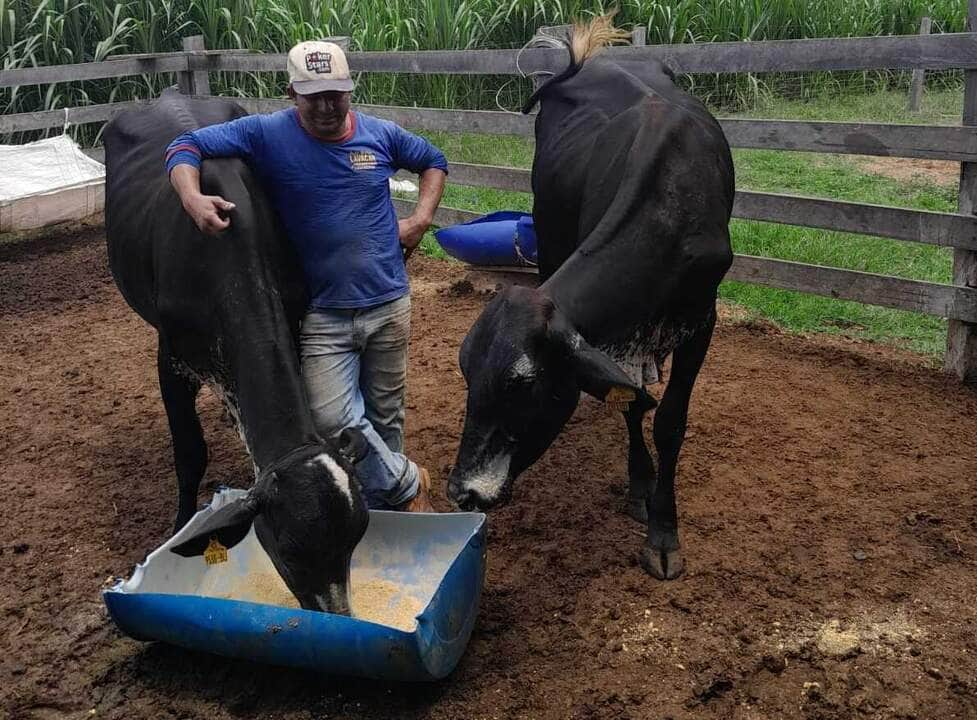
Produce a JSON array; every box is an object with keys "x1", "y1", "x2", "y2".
[
  {"x1": 640, "y1": 546, "x2": 685, "y2": 580},
  {"x1": 624, "y1": 496, "x2": 648, "y2": 523}
]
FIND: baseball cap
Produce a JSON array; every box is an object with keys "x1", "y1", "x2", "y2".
[{"x1": 287, "y1": 41, "x2": 355, "y2": 95}]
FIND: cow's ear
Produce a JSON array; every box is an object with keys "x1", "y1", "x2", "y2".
[
  {"x1": 569, "y1": 342, "x2": 656, "y2": 411},
  {"x1": 547, "y1": 313, "x2": 656, "y2": 411},
  {"x1": 169, "y1": 496, "x2": 260, "y2": 557},
  {"x1": 337, "y1": 427, "x2": 369, "y2": 465}
]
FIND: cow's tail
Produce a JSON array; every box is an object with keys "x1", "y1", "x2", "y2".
[
  {"x1": 570, "y1": 11, "x2": 632, "y2": 65},
  {"x1": 522, "y1": 11, "x2": 631, "y2": 113}
]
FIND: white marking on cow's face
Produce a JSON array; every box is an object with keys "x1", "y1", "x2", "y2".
[
  {"x1": 315, "y1": 583, "x2": 351, "y2": 614},
  {"x1": 464, "y1": 453, "x2": 512, "y2": 505},
  {"x1": 509, "y1": 353, "x2": 537, "y2": 380},
  {"x1": 312, "y1": 453, "x2": 352, "y2": 507}
]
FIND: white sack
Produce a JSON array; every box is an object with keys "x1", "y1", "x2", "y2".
[{"x1": 0, "y1": 135, "x2": 105, "y2": 232}]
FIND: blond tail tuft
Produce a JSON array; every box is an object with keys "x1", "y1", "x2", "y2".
[{"x1": 570, "y1": 10, "x2": 632, "y2": 65}]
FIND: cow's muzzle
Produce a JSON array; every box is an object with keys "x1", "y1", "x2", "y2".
[
  {"x1": 447, "y1": 471, "x2": 513, "y2": 512},
  {"x1": 309, "y1": 581, "x2": 352, "y2": 615}
]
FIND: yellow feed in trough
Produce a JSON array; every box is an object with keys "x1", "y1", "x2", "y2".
[{"x1": 209, "y1": 567, "x2": 425, "y2": 632}]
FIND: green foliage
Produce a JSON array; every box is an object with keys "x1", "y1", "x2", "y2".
[{"x1": 0, "y1": 0, "x2": 967, "y2": 119}]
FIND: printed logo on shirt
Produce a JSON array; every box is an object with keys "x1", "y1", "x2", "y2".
[
  {"x1": 349, "y1": 151, "x2": 377, "y2": 170},
  {"x1": 305, "y1": 51, "x2": 332, "y2": 74}
]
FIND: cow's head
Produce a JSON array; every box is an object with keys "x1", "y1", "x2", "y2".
[
  {"x1": 448, "y1": 286, "x2": 655, "y2": 510},
  {"x1": 170, "y1": 428, "x2": 369, "y2": 614}
]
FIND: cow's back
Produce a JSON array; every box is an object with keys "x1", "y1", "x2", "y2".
[
  {"x1": 530, "y1": 56, "x2": 734, "y2": 279},
  {"x1": 103, "y1": 90, "x2": 248, "y2": 324}
]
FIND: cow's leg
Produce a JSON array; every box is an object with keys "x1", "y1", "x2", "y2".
[
  {"x1": 640, "y1": 313, "x2": 715, "y2": 580},
  {"x1": 624, "y1": 405, "x2": 654, "y2": 523},
  {"x1": 157, "y1": 343, "x2": 207, "y2": 533}
]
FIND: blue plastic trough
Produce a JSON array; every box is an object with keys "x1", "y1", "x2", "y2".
[
  {"x1": 103, "y1": 489, "x2": 487, "y2": 681},
  {"x1": 434, "y1": 210, "x2": 537, "y2": 266}
]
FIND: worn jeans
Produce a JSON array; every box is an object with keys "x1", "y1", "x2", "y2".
[{"x1": 300, "y1": 294, "x2": 419, "y2": 508}]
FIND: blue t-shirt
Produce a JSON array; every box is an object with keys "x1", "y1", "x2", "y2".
[{"x1": 165, "y1": 109, "x2": 448, "y2": 309}]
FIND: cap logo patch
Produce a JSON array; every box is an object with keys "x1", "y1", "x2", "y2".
[{"x1": 305, "y1": 51, "x2": 332, "y2": 74}]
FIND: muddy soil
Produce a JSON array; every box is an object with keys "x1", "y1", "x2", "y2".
[
  {"x1": 2, "y1": 226, "x2": 977, "y2": 720},
  {"x1": 851, "y1": 156, "x2": 960, "y2": 187}
]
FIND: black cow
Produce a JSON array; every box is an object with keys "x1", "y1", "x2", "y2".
[
  {"x1": 104, "y1": 89, "x2": 368, "y2": 613},
  {"x1": 447, "y1": 21, "x2": 734, "y2": 580}
]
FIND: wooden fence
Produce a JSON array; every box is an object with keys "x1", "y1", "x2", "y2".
[{"x1": 2, "y1": 19, "x2": 977, "y2": 382}]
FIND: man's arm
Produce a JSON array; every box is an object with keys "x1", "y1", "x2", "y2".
[
  {"x1": 164, "y1": 115, "x2": 263, "y2": 235},
  {"x1": 388, "y1": 124, "x2": 449, "y2": 259},
  {"x1": 399, "y1": 167, "x2": 446, "y2": 260},
  {"x1": 170, "y1": 164, "x2": 236, "y2": 235}
]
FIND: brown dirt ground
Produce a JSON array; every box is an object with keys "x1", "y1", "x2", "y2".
[
  {"x1": 850, "y1": 157, "x2": 960, "y2": 187},
  {"x1": 2, "y1": 225, "x2": 977, "y2": 720}
]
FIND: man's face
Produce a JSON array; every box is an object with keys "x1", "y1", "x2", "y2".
[{"x1": 291, "y1": 89, "x2": 351, "y2": 139}]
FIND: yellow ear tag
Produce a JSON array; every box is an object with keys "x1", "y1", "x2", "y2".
[
  {"x1": 605, "y1": 386, "x2": 635, "y2": 413},
  {"x1": 203, "y1": 537, "x2": 228, "y2": 565}
]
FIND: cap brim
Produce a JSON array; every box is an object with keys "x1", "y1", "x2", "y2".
[{"x1": 291, "y1": 78, "x2": 355, "y2": 94}]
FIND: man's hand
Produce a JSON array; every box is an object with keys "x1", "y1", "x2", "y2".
[
  {"x1": 170, "y1": 164, "x2": 235, "y2": 236},
  {"x1": 399, "y1": 167, "x2": 445, "y2": 261},
  {"x1": 182, "y1": 193, "x2": 236, "y2": 235},
  {"x1": 399, "y1": 215, "x2": 430, "y2": 260}
]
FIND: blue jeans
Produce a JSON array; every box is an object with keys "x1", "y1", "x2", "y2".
[{"x1": 300, "y1": 294, "x2": 419, "y2": 508}]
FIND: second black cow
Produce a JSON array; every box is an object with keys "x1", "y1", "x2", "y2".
[
  {"x1": 104, "y1": 89, "x2": 369, "y2": 614},
  {"x1": 448, "y1": 19, "x2": 735, "y2": 579}
]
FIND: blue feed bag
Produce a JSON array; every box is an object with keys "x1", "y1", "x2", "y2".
[
  {"x1": 103, "y1": 489, "x2": 487, "y2": 681},
  {"x1": 434, "y1": 211, "x2": 537, "y2": 266}
]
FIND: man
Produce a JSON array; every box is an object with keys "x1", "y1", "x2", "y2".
[{"x1": 164, "y1": 40, "x2": 447, "y2": 512}]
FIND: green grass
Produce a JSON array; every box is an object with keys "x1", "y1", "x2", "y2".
[
  {"x1": 414, "y1": 88, "x2": 965, "y2": 357},
  {"x1": 722, "y1": 154, "x2": 953, "y2": 357},
  {"x1": 734, "y1": 86, "x2": 964, "y2": 125}
]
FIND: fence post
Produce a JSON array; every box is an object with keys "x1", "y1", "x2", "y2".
[
  {"x1": 537, "y1": 24, "x2": 571, "y2": 48},
  {"x1": 322, "y1": 36, "x2": 350, "y2": 50},
  {"x1": 947, "y1": 3, "x2": 977, "y2": 383},
  {"x1": 178, "y1": 35, "x2": 210, "y2": 96},
  {"x1": 631, "y1": 25, "x2": 647, "y2": 47},
  {"x1": 908, "y1": 16, "x2": 931, "y2": 112},
  {"x1": 527, "y1": 25, "x2": 571, "y2": 91}
]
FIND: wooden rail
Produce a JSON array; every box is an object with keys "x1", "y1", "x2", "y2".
[
  {"x1": 403, "y1": 162, "x2": 977, "y2": 251},
  {"x1": 3, "y1": 32, "x2": 977, "y2": 89},
  {"x1": 3, "y1": 29, "x2": 977, "y2": 379},
  {"x1": 392, "y1": 199, "x2": 977, "y2": 324},
  {"x1": 0, "y1": 55, "x2": 187, "y2": 89},
  {"x1": 187, "y1": 32, "x2": 977, "y2": 76},
  {"x1": 236, "y1": 99, "x2": 977, "y2": 163},
  {"x1": 0, "y1": 100, "x2": 146, "y2": 134},
  {"x1": 7, "y1": 98, "x2": 977, "y2": 164}
]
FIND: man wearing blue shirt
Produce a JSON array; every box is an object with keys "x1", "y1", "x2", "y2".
[{"x1": 165, "y1": 40, "x2": 447, "y2": 512}]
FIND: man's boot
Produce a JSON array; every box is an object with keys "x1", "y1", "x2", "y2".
[{"x1": 397, "y1": 466, "x2": 435, "y2": 512}]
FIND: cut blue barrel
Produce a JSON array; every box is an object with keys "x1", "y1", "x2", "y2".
[
  {"x1": 434, "y1": 211, "x2": 537, "y2": 266},
  {"x1": 103, "y1": 489, "x2": 487, "y2": 681}
]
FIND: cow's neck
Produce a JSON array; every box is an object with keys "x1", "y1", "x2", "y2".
[
  {"x1": 542, "y1": 252, "x2": 636, "y2": 341},
  {"x1": 217, "y1": 333, "x2": 320, "y2": 472}
]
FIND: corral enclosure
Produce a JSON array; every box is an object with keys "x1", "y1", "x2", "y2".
[
  {"x1": 2, "y1": 9, "x2": 977, "y2": 720},
  {"x1": 3, "y1": 15, "x2": 977, "y2": 379}
]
